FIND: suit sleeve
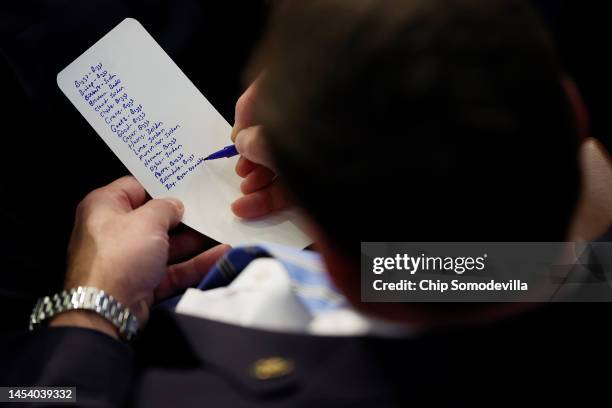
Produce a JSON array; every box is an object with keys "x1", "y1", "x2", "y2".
[{"x1": 1, "y1": 327, "x2": 133, "y2": 407}]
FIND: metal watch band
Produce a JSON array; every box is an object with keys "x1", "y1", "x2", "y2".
[{"x1": 29, "y1": 286, "x2": 138, "y2": 341}]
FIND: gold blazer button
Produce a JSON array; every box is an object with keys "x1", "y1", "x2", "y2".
[{"x1": 252, "y1": 357, "x2": 295, "y2": 380}]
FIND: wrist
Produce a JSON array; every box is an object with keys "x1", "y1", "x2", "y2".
[
  {"x1": 30, "y1": 287, "x2": 139, "y2": 340},
  {"x1": 64, "y1": 272, "x2": 131, "y2": 308},
  {"x1": 64, "y1": 268, "x2": 151, "y2": 328}
]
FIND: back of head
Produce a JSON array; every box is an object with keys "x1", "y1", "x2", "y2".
[{"x1": 253, "y1": 0, "x2": 580, "y2": 259}]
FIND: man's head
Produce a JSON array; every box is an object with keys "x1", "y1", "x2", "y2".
[{"x1": 250, "y1": 0, "x2": 581, "y2": 320}]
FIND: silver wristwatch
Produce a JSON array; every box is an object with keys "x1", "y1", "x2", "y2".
[{"x1": 29, "y1": 286, "x2": 138, "y2": 340}]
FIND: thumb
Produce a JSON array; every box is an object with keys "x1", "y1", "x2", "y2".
[
  {"x1": 134, "y1": 197, "x2": 184, "y2": 230},
  {"x1": 234, "y1": 125, "x2": 275, "y2": 170}
]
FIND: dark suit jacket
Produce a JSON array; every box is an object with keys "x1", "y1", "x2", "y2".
[{"x1": 2, "y1": 302, "x2": 612, "y2": 407}]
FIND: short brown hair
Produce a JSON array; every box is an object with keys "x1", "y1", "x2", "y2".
[{"x1": 252, "y1": 0, "x2": 580, "y2": 257}]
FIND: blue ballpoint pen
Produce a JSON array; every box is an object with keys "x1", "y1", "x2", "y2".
[{"x1": 203, "y1": 144, "x2": 239, "y2": 161}]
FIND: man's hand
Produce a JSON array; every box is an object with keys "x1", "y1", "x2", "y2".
[
  {"x1": 230, "y1": 79, "x2": 291, "y2": 218},
  {"x1": 51, "y1": 176, "x2": 230, "y2": 338}
]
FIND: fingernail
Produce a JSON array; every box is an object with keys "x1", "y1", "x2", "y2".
[
  {"x1": 234, "y1": 130, "x2": 246, "y2": 153},
  {"x1": 164, "y1": 197, "x2": 184, "y2": 212},
  {"x1": 231, "y1": 105, "x2": 240, "y2": 142}
]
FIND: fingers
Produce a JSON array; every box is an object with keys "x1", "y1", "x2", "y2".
[
  {"x1": 231, "y1": 183, "x2": 290, "y2": 219},
  {"x1": 235, "y1": 156, "x2": 258, "y2": 178},
  {"x1": 230, "y1": 77, "x2": 286, "y2": 219},
  {"x1": 155, "y1": 244, "x2": 231, "y2": 300},
  {"x1": 234, "y1": 125, "x2": 274, "y2": 170},
  {"x1": 134, "y1": 197, "x2": 184, "y2": 230},
  {"x1": 231, "y1": 78, "x2": 261, "y2": 142},
  {"x1": 240, "y1": 166, "x2": 276, "y2": 194}
]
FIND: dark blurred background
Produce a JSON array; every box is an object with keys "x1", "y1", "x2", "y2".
[
  {"x1": 0, "y1": 0, "x2": 609, "y2": 333},
  {"x1": 535, "y1": 0, "x2": 611, "y2": 150}
]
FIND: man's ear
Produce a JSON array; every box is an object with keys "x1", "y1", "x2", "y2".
[
  {"x1": 561, "y1": 75, "x2": 590, "y2": 139},
  {"x1": 568, "y1": 137, "x2": 612, "y2": 241}
]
